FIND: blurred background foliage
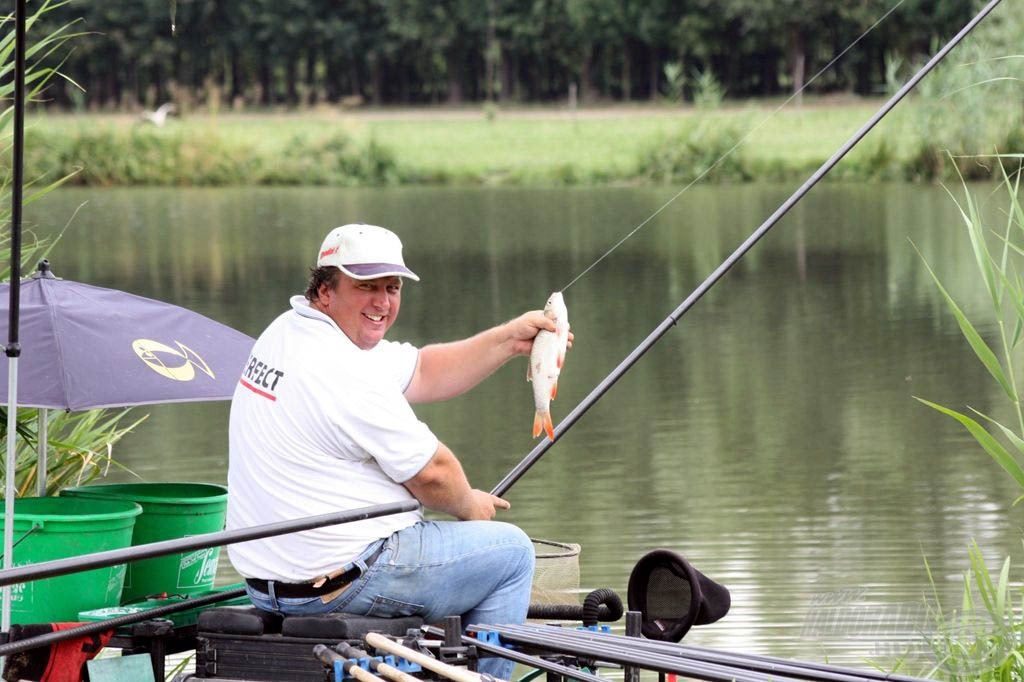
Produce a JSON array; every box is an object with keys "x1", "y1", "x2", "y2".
[{"x1": 29, "y1": 0, "x2": 1004, "y2": 110}]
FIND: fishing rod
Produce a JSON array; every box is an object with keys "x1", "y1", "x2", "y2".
[
  {"x1": 491, "y1": 0, "x2": 1003, "y2": 498},
  {"x1": 482, "y1": 624, "x2": 935, "y2": 682},
  {"x1": 0, "y1": 499, "x2": 418, "y2": 588},
  {"x1": 497, "y1": 625, "x2": 928, "y2": 682},
  {"x1": 476, "y1": 624, "x2": 804, "y2": 682},
  {"x1": 0, "y1": 586, "x2": 246, "y2": 657}
]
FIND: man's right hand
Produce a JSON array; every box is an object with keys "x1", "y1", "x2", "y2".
[
  {"x1": 458, "y1": 489, "x2": 511, "y2": 520},
  {"x1": 404, "y1": 443, "x2": 510, "y2": 520}
]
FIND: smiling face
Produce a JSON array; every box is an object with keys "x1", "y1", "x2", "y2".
[{"x1": 314, "y1": 272, "x2": 403, "y2": 350}]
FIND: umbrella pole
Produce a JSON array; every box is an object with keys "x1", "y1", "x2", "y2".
[
  {"x1": 2, "y1": 363, "x2": 16, "y2": 630},
  {"x1": 3, "y1": 0, "x2": 28, "y2": 638},
  {"x1": 34, "y1": 410, "x2": 46, "y2": 497}
]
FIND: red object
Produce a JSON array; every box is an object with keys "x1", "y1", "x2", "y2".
[{"x1": 2, "y1": 623, "x2": 114, "y2": 682}]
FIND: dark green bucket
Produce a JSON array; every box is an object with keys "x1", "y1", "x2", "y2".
[
  {"x1": 1, "y1": 497, "x2": 142, "y2": 623},
  {"x1": 61, "y1": 483, "x2": 228, "y2": 602}
]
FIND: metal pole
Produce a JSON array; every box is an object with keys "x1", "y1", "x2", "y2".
[
  {"x1": 491, "y1": 0, "x2": 1004, "y2": 498},
  {"x1": 0, "y1": 586, "x2": 247, "y2": 657},
  {"x1": 624, "y1": 611, "x2": 641, "y2": 682},
  {"x1": 3, "y1": 0, "x2": 28, "y2": 638},
  {"x1": 2, "y1": 364, "x2": 17, "y2": 632},
  {"x1": 34, "y1": 410, "x2": 46, "y2": 497},
  {"x1": 0, "y1": 499, "x2": 418, "y2": 588}
]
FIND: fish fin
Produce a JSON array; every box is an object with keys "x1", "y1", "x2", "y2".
[
  {"x1": 550, "y1": 381, "x2": 558, "y2": 400},
  {"x1": 543, "y1": 413, "x2": 555, "y2": 441},
  {"x1": 557, "y1": 350, "x2": 565, "y2": 369},
  {"x1": 533, "y1": 411, "x2": 543, "y2": 438}
]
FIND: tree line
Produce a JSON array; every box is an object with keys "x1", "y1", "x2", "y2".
[{"x1": 37, "y1": 0, "x2": 978, "y2": 110}]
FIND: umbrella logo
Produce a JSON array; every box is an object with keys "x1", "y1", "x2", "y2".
[{"x1": 132, "y1": 339, "x2": 216, "y2": 382}]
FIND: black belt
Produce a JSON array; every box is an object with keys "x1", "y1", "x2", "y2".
[{"x1": 246, "y1": 544, "x2": 384, "y2": 599}]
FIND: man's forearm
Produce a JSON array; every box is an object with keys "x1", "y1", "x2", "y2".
[
  {"x1": 403, "y1": 444, "x2": 505, "y2": 520},
  {"x1": 405, "y1": 323, "x2": 516, "y2": 403}
]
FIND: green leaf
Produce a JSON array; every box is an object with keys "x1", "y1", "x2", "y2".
[
  {"x1": 995, "y1": 555, "x2": 1010, "y2": 616},
  {"x1": 941, "y1": 177, "x2": 999, "y2": 308},
  {"x1": 970, "y1": 407, "x2": 1024, "y2": 457},
  {"x1": 911, "y1": 241, "x2": 1017, "y2": 401},
  {"x1": 998, "y1": 158, "x2": 1024, "y2": 243},
  {"x1": 915, "y1": 398, "x2": 1024, "y2": 490}
]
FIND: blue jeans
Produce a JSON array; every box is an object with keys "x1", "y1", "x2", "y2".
[{"x1": 245, "y1": 520, "x2": 535, "y2": 680}]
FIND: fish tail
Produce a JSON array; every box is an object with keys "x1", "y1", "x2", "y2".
[
  {"x1": 532, "y1": 411, "x2": 544, "y2": 438},
  {"x1": 543, "y1": 412, "x2": 555, "y2": 441}
]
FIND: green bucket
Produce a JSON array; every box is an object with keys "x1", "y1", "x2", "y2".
[
  {"x1": 61, "y1": 483, "x2": 228, "y2": 603},
  {"x1": 1, "y1": 497, "x2": 142, "y2": 623}
]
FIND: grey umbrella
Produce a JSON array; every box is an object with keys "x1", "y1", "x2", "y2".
[{"x1": 0, "y1": 261, "x2": 254, "y2": 411}]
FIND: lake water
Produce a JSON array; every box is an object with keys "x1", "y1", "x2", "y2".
[{"x1": 23, "y1": 183, "x2": 1024, "y2": 671}]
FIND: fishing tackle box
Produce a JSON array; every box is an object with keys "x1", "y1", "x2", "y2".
[{"x1": 192, "y1": 606, "x2": 423, "y2": 681}]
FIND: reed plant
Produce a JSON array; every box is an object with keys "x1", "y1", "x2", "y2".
[
  {"x1": 914, "y1": 159, "x2": 1024, "y2": 678},
  {"x1": 0, "y1": 0, "x2": 143, "y2": 496},
  {"x1": 915, "y1": 158, "x2": 1024, "y2": 497},
  {"x1": 922, "y1": 542, "x2": 1024, "y2": 680},
  {"x1": 1, "y1": 407, "x2": 143, "y2": 496}
]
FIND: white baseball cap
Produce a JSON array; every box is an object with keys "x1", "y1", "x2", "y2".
[{"x1": 317, "y1": 223, "x2": 420, "y2": 281}]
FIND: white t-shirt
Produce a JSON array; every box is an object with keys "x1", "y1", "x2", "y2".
[{"x1": 226, "y1": 295, "x2": 439, "y2": 582}]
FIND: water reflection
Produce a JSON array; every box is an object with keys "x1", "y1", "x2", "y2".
[{"x1": 25, "y1": 183, "x2": 1023, "y2": 668}]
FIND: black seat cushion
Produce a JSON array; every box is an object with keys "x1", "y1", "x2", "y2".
[{"x1": 198, "y1": 606, "x2": 283, "y2": 636}]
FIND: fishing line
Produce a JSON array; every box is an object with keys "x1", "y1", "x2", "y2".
[
  {"x1": 559, "y1": 0, "x2": 907, "y2": 293},
  {"x1": 495, "y1": 0, "x2": 1003, "y2": 497}
]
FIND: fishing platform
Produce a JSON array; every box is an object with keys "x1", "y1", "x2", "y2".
[
  {"x1": 0, "y1": 546, "x2": 934, "y2": 682},
  {"x1": 0, "y1": 490, "x2": 941, "y2": 682},
  {"x1": 2, "y1": 585, "x2": 937, "y2": 682},
  {"x1": 171, "y1": 602, "x2": 935, "y2": 682}
]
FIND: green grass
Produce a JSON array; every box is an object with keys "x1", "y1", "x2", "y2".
[{"x1": 17, "y1": 97, "x2": 1013, "y2": 186}]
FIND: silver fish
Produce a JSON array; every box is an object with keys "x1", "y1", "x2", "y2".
[{"x1": 528, "y1": 291, "x2": 569, "y2": 440}]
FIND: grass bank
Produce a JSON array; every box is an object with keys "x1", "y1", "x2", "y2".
[{"x1": 18, "y1": 98, "x2": 1023, "y2": 187}]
